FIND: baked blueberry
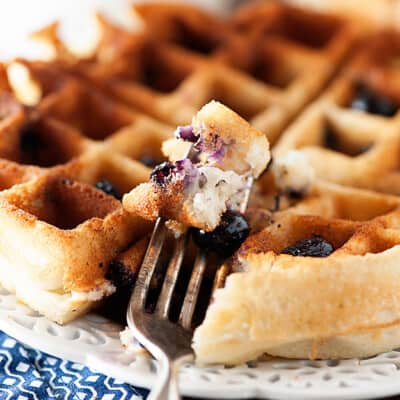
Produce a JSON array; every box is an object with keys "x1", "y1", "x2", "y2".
[
  {"x1": 106, "y1": 260, "x2": 135, "y2": 290},
  {"x1": 350, "y1": 89, "x2": 373, "y2": 113},
  {"x1": 140, "y1": 154, "x2": 162, "y2": 167},
  {"x1": 150, "y1": 162, "x2": 177, "y2": 187},
  {"x1": 191, "y1": 210, "x2": 250, "y2": 257},
  {"x1": 281, "y1": 235, "x2": 334, "y2": 257},
  {"x1": 175, "y1": 125, "x2": 199, "y2": 142},
  {"x1": 371, "y1": 94, "x2": 398, "y2": 117},
  {"x1": 95, "y1": 179, "x2": 122, "y2": 200},
  {"x1": 350, "y1": 85, "x2": 397, "y2": 117}
]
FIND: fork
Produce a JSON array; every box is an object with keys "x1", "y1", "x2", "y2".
[{"x1": 127, "y1": 175, "x2": 253, "y2": 400}]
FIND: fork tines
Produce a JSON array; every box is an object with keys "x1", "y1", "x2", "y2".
[{"x1": 130, "y1": 175, "x2": 254, "y2": 331}]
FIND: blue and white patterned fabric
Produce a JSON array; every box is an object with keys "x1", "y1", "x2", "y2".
[{"x1": 0, "y1": 330, "x2": 149, "y2": 400}]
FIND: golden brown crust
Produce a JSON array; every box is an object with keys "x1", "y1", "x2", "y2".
[
  {"x1": 112, "y1": 236, "x2": 149, "y2": 279},
  {"x1": 0, "y1": 173, "x2": 150, "y2": 293},
  {"x1": 123, "y1": 181, "x2": 180, "y2": 221},
  {"x1": 1, "y1": 0, "x2": 399, "y2": 362},
  {"x1": 194, "y1": 182, "x2": 400, "y2": 363},
  {"x1": 274, "y1": 30, "x2": 400, "y2": 195},
  {"x1": 123, "y1": 178, "x2": 216, "y2": 231}
]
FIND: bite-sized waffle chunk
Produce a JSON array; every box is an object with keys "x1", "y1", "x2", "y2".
[
  {"x1": 193, "y1": 182, "x2": 400, "y2": 364},
  {"x1": 163, "y1": 101, "x2": 270, "y2": 177},
  {"x1": 124, "y1": 160, "x2": 247, "y2": 231},
  {"x1": 123, "y1": 102, "x2": 270, "y2": 231}
]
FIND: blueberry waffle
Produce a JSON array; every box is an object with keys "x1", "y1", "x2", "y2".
[
  {"x1": 193, "y1": 27, "x2": 400, "y2": 364},
  {"x1": 0, "y1": 54, "x2": 175, "y2": 323},
  {"x1": 22, "y1": 1, "x2": 359, "y2": 145},
  {"x1": 274, "y1": 30, "x2": 400, "y2": 195},
  {"x1": 2, "y1": 0, "x2": 400, "y2": 366},
  {"x1": 194, "y1": 181, "x2": 400, "y2": 363},
  {"x1": 123, "y1": 101, "x2": 270, "y2": 231}
]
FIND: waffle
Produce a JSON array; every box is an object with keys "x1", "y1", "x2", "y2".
[
  {"x1": 285, "y1": 0, "x2": 395, "y2": 28},
  {"x1": 123, "y1": 101, "x2": 270, "y2": 231},
  {"x1": 0, "y1": 56, "x2": 177, "y2": 323},
  {"x1": 192, "y1": 26, "x2": 400, "y2": 364},
  {"x1": 2, "y1": 0, "x2": 400, "y2": 365},
  {"x1": 131, "y1": 2, "x2": 359, "y2": 144},
  {"x1": 25, "y1": 2, "x2": 359, "y2": 146},
  {"x1": 194, "y1": 180, "x2": 400, "y2": 364},
  {"x1": 274, "y1": 30, "x2": 400, "y2": 195}
]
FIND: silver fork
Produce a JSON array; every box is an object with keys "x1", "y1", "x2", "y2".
[{"x1": 127, "y1": 176, "x2": 253, "y2": 400}]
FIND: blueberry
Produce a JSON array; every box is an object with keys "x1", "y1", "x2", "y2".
[
  {"x1": 370, "y1": 94, "x2": 397, "y2": 117},
  {"x1": 95, "y1": 179, "x2": 122, "y2": 200},
  {"x1": 175, "y1": 125, "x2": 199, "y2": 142},
  {"x1": 350, "y1": 92, "x2": 373, "y2": 113},
  {"x1": 140, "y1": 154, "x2": 161, "y2": 167},
  {"x1": 281, "y1": 235, "x2": 334, "y2": 257},
  {"x1": 150, "y1": 162, "x2": 176, "y2": 187},
  {"x1": 350, "y1": 85, "x2": 397, "y2": 117},
  {"x1": 106, "y1": 260, "x2": 135, "y2": 290},
  {"x1": 191, "y1": 210, "x2": 250, "y2": 257}
]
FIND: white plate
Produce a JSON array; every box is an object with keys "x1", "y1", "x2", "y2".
[{"x1": 1, "y1": 285, "x2": 400, "y2": 399}]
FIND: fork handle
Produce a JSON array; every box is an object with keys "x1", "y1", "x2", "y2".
[{"x1": 149, "y1": 353, "x2": 193, "y2": 400}]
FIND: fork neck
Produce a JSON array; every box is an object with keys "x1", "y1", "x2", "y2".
[{"x1": 149, "y1": 353, "x2": 193, "y2": 400}]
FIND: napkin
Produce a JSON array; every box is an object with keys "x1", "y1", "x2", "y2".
[{"x1": 0, "y1": 330, "x2": 148, "y2": 400}]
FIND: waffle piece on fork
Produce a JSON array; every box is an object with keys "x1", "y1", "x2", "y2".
[
  {"x1": 124, "y1": 98, "x2": 271, "y2": 399},
  {"x1": 122, "y1": 101, "x2": 270, "y2": 231}
]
